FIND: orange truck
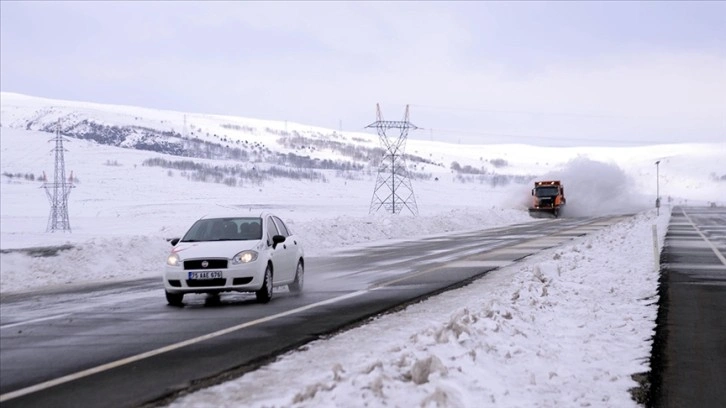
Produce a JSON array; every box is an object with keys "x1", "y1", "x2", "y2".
[{"x1": 529, "y1": 180, "x2": 566, "y2": 218}]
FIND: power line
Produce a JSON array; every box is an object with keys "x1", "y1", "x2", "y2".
[
  {"x1": 410, "y1": 103, "x2": 720, "y2": 122},
  {"x1": 412, "y1": 104, "x2": 629, "y2": 119},
  {"x1": 417, "y1": 127, "x2": 676, "y2": 146}
]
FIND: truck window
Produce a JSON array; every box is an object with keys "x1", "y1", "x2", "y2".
[{"x1": 535, "y1": 186, "x2": 560, "y2": 197}]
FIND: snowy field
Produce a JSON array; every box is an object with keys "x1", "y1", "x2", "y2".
[
  {"x1": 1, "y1": 95, "x2": 724, "y2": 406},
  {"x1": 0, "y1": 126, "x2": 544, "y2": 293}
]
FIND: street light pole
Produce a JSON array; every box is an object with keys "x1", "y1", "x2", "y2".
[{"x1": 655, "y1": 160, "x2": 661, "y2": 215}]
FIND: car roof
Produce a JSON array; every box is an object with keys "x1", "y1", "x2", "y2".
[{"x1": 196, "y1": 211, "x2": 277, "y2": 221}]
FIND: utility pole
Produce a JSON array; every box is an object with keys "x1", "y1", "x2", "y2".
[
  {"x1": 655, "y1": 160, "x2": 661, "y2": 216},
  {"x1": 367, "y1": 104, "x2": 419, "y2": 215},
  {"x1": 43, "y1": 119, "x2": 75, "y2": 232}
]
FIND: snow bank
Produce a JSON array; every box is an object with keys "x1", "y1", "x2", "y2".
[
  {"x1": 169, "y1": 209, "x2": 669, "y2": 408},
  {"x1": 0, "y1": 207, "x2": 535, "y2": 294},
  {"x1": 293, "y1": 207, "x2": 533, "y2": 256}
]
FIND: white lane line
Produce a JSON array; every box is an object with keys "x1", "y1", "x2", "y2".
[
  {"x1": 0, "y1": 288, "x2": 373, "y2": 403},
  {"x1": 1, "y1": 263, "x2": 451, "y2": 404},
  {"x1": 682, "y1": 209, "x2": 726, "y2": 266},
  {"x1": 0, "y1": 314, "x2": 72, "y2": 330},
  {"x1": 0, "y1": 290, "x2": 160, "y2": 330}
]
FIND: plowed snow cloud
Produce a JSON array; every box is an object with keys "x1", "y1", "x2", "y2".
[{"x1": 521, "y1": 157, "x2": 652, "y2": 217}]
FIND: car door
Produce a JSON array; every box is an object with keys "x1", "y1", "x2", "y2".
[
  {"x1": 272, "y1": 216, "x2": 297, "y2": 282},
  {"x1": 265, "y1": 216, "x2": 292, "y2": 284}
]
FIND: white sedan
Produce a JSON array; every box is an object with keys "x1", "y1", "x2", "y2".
[{"x1": 164, "y1": 212, "x2": 304, "y2": 306}]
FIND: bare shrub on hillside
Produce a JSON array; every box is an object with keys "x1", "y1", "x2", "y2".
[
  {"x1": 450, "y1": 161, "x2": 486, "y2": 175},
  {"x1": 140, "y1": 158, "x2": 327, "y2": 186},
  {"x1": 221, "y1": 123, "x2": 256, "y2": 133},
  {"x1": 489, "y1": 158, "x2": 509, "y2": 168},
  {"x1": 454, "y1": 173, "x2": 532, "y2": 186},
  {"x1": 2, "y1": 172, "x2": 37, "y2": 181}
]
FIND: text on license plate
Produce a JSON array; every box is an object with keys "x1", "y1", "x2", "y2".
[{"x1": 188, "y1": 271, "x2": 223, "y2": 280}]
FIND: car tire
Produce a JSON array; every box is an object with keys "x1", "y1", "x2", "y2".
[
  {"x1": 256, "y1": 265, "x2": 273, "y2": 303},
  {"x1": 166, "y1": 291, "x2": 184, "y2": 306},
  {"x1": 289, "y1": 260, "x2": 304, "y2": 294}
]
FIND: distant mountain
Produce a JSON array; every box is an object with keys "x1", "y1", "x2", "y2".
[{"x1": 0, "y1": 92, "x2": 442, "y2": 175}]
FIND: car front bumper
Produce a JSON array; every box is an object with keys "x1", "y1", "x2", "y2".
[{"x1": 164, "y1": 261, "x2": 266, "y2": 294}]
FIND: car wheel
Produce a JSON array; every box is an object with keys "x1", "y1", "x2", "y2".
[
  {"x1": 256, "y1": 265, "x2": 273, "y2": 303},
  {"x1": 289, "y1": 260, "x2": 304, "y2": 294},
  {"x1": 166, "y1": 291, "x2": 184, "y2": 306}
]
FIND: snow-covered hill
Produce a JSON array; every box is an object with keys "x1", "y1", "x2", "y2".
[
  {"x1": 0, "y1": 92, "x2": 435, "y2": 176},
  {"x1": 1, "y1": 93, "x2": 723, "y2": 255},
  {"x1": 3, "y1": 92, "x2": 724, "y2": 203}
]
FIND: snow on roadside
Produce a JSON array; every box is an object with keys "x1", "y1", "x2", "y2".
[
  {"x1": 0, "y1": 208, "x2": 534, "y2": 294},
  {"x1": 169, "y1": 209, "x2": 669, "y2": 408},
  {"x1": 292, "y1": 207, "x2": 534, "y2": 256}
]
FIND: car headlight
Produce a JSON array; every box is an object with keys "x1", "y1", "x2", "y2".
[
  {"x1": 232, "y1": 250, "x2": 258, "y2": 264},
  {"x1": 167, "y1": 253, "x2": 182, "y2": 267}
]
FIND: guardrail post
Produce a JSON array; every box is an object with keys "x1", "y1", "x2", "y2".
[{"x1": 652, "y1": 224, "x2": 660, "y2": 271}]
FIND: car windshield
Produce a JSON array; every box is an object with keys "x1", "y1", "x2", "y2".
[
  {"x1": 535, "y1": 186, "x2": 559, "y2": 197},
  {"x1": 181, "y1": 217, "x2": 263, "y2": 242}
]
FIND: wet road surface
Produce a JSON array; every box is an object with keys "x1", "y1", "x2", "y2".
[
  {"x1": 649, "y1": 206, "x2": 726, "y2": 408},
  {"x1": 0, "y1": 215, "x2": 630, "y2": 408}
]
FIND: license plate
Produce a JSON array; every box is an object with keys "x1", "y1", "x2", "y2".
[{"x1": 188, "y1": 271, "x2": 223, "y2": 280}]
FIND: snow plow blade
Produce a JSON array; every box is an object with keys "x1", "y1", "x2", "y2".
[{"x1": 528, "y1": 208, "x2": 559, "y2": 219}]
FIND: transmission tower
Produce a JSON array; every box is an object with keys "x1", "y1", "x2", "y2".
[
  {"x1": 367, "y1": 104, "x2": 419, "y2": 215},
  {"x1": 43, "y1": 120, "x2": 75, "y2": 232}
]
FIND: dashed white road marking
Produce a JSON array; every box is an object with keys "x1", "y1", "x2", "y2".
[
  {"x1": 0, "y1": 288, "x2": 371, "y2": 403},
  {"x1": 0, "y1": 314, "x2": 71, "y2": 330},
  {"x1": 0, "y1": 258, "x2": 479, "y2": 403},
  {"x1": 682, "y1": 208, "x2": 726, "y2": 266}
]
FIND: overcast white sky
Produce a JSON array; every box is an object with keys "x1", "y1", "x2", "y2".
[{"x1": 1, "y1": 1, "x2": 724, "y2": 146}]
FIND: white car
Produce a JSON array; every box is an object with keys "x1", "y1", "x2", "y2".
[{"x1": 164, "y1": 212, "x2": 304, "y2": 306}]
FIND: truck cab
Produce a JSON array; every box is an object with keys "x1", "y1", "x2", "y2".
[{"x1": 529, "y1": 180, "x2": 566, "y2": 218}]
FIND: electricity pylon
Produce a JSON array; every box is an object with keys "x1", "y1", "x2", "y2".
[
  {"x1": 43, "y1": 120, "x2": 75, "y2": 232},
  {"x1": 367, "y1": 104, "x2": 419, "y2": 215}
]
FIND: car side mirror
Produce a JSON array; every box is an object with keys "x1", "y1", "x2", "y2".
[
  {"x1": 170, "y1": 238, "x2": 180, "y2": 246},
  {"x1": 272, "y1": 235, "x2": 286, "y2": 249}
]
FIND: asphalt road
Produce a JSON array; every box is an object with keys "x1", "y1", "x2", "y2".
[
  {"x1": 0, "y1": 215, "x2": 630, "y2": 408},
  {"x1": 649, "y1": 206, "x2": 726, "y2": 408}
]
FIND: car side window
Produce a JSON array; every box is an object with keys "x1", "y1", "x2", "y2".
[
  {"x1": 272, "y1": 216, "x2": 290, "y2": 237},
  {"x1": 266, "y1": 217, "x2": 280, "y2": 244}
]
